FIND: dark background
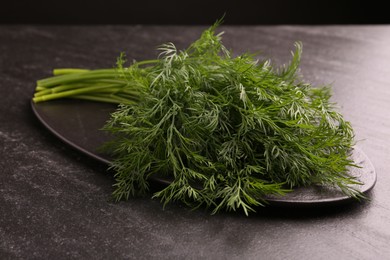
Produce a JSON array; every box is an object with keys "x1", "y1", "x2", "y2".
[
  {"x1": 1, "y1": 0, "x2": 389, "y2": 25},
  {"x1": 2, "y1": 0, "x2": 390, "y2": 258}
]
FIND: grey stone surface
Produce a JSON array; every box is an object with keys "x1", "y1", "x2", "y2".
[{"x1": 1, "y1": 25, "x2": 390, "y2": 259}]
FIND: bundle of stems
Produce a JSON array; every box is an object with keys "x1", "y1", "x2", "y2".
[{"x1": 33, "y1": 59, "x2": 158, "y2": 105}]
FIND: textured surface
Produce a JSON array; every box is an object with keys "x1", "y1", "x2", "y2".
[{"x1": 1, "y1": 25, "x2": 390, "y2": 259}]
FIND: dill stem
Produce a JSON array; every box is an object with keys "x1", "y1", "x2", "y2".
[
  {"x1": 134, "y1": 59, "x2": 159, "y2": 66},
  {"x1": 33, "y1": 65, "x2": 150, "y2": 104},
  {"x1": 37, "y1": 70, "x2": 120, "y2": 88},
  {"x1": 33, "y1": 84, "x2": 134, "y2": 103},
  {"x1": 71, "y1": 94, "x2": 137, "y2": 104},
  {"x1": 34, "y1": 83, "x2": 94, "y2": 97},
  {"x1": 53, "y1": 68, "x2": 91, "y2": 75}
]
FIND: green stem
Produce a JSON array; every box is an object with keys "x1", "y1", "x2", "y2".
[
  {"x1": 134, "y1": 59, "x2": 159, "y2": 66},
  {"x1": 53, "y1": 68, "x2": 91, "y2": 75},
  {"x1": 33, "y1": 84, "x2": 126, "y2": 103},
  {"x1": 37, "y1": 70, "x2": 120, "y2": 88},
  {"x1": 34, "y1": 62, "x2": 156, "y2": 104},
  {"x1": 71, "y1": 94, "x2": 135, "y2": 104},
  {"x1": 34, "y1": 83, "x2": 92, "y2": 97}
]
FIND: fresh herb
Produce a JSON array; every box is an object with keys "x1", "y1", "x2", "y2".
[{"x1": 34, "y1": 23, "x2": 362, "y2": 215}]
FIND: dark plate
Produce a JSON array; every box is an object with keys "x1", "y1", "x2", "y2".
[{"x1": 31, "y1": 99, "x2": 376, "y2": 206}]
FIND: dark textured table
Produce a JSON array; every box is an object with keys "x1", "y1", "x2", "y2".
[{"x1": 1, "y1": 25, "x2": 390, "y2": 259}]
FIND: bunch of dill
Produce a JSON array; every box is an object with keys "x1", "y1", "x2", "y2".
[{"x1": 102, "y1": 24, "x2": 360, "y2": 215}]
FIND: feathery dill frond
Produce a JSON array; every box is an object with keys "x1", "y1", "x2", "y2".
[{"x1": 103, "y1": 23, "x2": 361, "y2": 215}]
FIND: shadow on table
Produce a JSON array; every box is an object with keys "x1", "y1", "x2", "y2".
[
  {"x1": 252, "y1": 196, "x2": 372, "y2": 220},
  {"x1": 147, "y1": 179, "x2": 374, "y2": 220}
]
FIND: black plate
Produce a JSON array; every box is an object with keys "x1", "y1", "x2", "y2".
[{"x1": 31, "y1": 99, "x2": 376, "y2": 206}]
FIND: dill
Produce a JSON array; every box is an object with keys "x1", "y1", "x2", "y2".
[{"x1": 34, "y1": 23, "x2": 362, "y2": 215}]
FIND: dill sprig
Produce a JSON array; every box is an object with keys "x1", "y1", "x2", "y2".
[
  {"x1": 32, "y1": 22, "x2": 362, "y2": 215},
  {"x1": 100, "y1": 24, "x2": 362, "y2": 215}
]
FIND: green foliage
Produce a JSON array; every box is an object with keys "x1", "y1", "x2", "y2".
[{"x1": 103, "y1": 24, "x2": 361, "y2": 215}]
